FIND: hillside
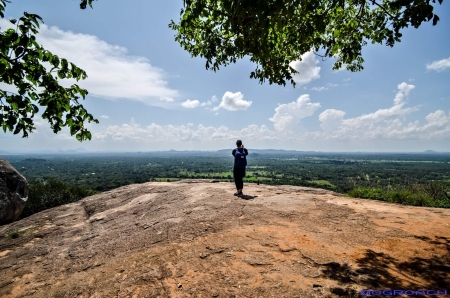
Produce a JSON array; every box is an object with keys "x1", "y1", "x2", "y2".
[{"x1": 0, "y1": 180, "x2": 449, "y2": 297}]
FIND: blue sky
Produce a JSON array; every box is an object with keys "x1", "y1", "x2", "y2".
[{"x1": 1, "y1": 0, "x2": 449, "y2": 152}]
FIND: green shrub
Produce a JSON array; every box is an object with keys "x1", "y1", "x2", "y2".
[
  {"x1": 21, "y1": 179, "x2": 99, "y2": 218},
  {"x1": 346, "y1": 182, "x2": 450, "y2": 208}
]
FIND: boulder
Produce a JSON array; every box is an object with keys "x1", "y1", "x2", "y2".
[{"x1": 0, "y1": 158, "x2": 29, "y2": 225}]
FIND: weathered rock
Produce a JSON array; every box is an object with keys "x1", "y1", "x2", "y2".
[
  {"x1": 0, "y1": 181, "x2": 449, "y2": 297},
  {"x1": 0, "y1": 158, "x2": 28, "y2": 225}
]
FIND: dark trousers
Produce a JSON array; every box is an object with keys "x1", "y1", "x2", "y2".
[{"x1": 233, "y1": 166, "x2": 246, "y2": 190}]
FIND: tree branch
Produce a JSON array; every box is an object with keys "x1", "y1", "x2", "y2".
[
  {"x1": 369, "y1": 0, "x2": 396, "y2": 19},
  {"x1": 313, "y1": 51, "x2": 330, "y2": 62}
]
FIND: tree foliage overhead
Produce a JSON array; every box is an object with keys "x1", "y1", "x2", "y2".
[
  {"x1": 0, "y1": 0, "x2": 98, "y2": 141},
  {"x1": 169, "y1": 0, "x2": 443, "y2": 86},
  {"x1": 0, "y1": 0, "x2": 444, "y2": 140}
]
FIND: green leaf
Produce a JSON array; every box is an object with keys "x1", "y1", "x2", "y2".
[{"x1": 432, "y1": 14, "x2": 440, "y2": 26}]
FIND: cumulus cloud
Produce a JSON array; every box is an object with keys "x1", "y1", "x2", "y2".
[
  {"x1": 343, "y1": 82, "x2": 416, "y2": 126},
  {"x1": 212, "y1": 92, "x2": 252, "y2": 111},
  {"x1": 89, "y1": 106, "x2": 450, "y2": 150},
  {"x1": 5, "y1": 108, "x2": 449, "y2": 152},
  {"x1": 269, "y1": 94, "x2": 321, "y2": 131},
  {"x1": 316, "y1": 82, "x2": 440, "y2": 139},
  {"x1": 319, "y1": 109, "x2": 346, "y2": 131},
  {"x1": 425, "y1": 110, "x2": 448, "y2": 126},
  {"x1": 181, "y1": 99, "x2": 200, "y2": 109},
  {"x1": 426, "y1": 57, "x2": 450, "y2": 72},
  {"x1": 289, "y1": 51, "x2": 321, "y2": 84},
  {"x1": 366, "y1": 110, "x2": 450, "y2": 140},
  {"x1": 0, "y1": 19, "x2": 179, "y2": 106},
  {"x1": 93, "y1": 119, "x2": 282, "y2": 148},
  {"x1": 393, "y1": 82, "x2": 415, "y2": 105},
  {"x1": 317, "y1": 82, "x2": 422, "y2": 138}
]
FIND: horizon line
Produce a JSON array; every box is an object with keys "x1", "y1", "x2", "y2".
[{"x1": 1, "y1": 149, "x2": 449, "y2": 154}]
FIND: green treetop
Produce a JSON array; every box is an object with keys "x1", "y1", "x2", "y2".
[
  {"x1": 0, "y1": 0, "x2": 443, "y2": 140},
  {"x1": 169, "y1": 0, "x2": 443, "y2": 86}
]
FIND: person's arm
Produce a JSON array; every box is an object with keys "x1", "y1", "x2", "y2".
[
  {"x1": 244, "y1": 148, "x2": 249, "y2": 155},
  {"x1": 232, "y1": 149, "x2": 236, "y2": 156}
]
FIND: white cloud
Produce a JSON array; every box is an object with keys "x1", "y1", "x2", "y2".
[
  {"x1": 100, "y1": 115, "x2": 109, "y2": 119},
  {"x1": 317, "y1": 82, "x2": 422, "y2": 138},
  {"x1": 289, "y1": 51, "x2": 321, "y2": 85},
  {"x1": 393, "y1": 82, "x2": 415, "y2": 105},
  {"x1": 319, "y1": 109, "x2": 346, "y2": 131},
  {"x1": 0, "y1": 19, "x2": 179, "y2": 106},
  {"x1": 4, "y1": 107, "x2": 449, "y2": 152},
  {"x1": 88, "y1": 106, "x2": 450, "y2": 150},
  {"x1": 212, "y1": 92, "x2": 252, "y2": 111},
  {"x1": 200, "y1": 99, "x2": 215, "y2": 107},
  {"x1": 327, "y1": 83, "x2": 338, "y2": 87},
  {"x1": 93, "y1": 119, "x2": 281, "y2": 147},
  {"x1": 342, "y1": 78, "x2": 351, "y2": 82},
  {"x1": 311, "y1": 87, "x2": 328, "y2": 91},
  {"x1": 425, "y1": 110, "x2": 448, "y2": 126},
  {"x1": 181, "y1": 99, "x2": 200, "y2": 109},
  {"x1": 269, "y1": 94, "x2": 321, "y2": 132},
  {"x1": 341, "y1": 82, "x2": 417, "y2": 127},
  {"x1": 426, "y1": 57, "x2": 450, "y2": 72},
  {"x1": 211, "y1": 95, "x2": 218, "y2": 102}
]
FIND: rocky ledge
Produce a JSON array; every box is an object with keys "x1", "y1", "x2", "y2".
[{"x1": 0, "y1": 180, "x2": 449, "y2": 297}]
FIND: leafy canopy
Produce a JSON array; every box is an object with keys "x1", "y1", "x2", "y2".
[
  {"x1": 0, "y1": 0, "x2": 98, "y2": 141},
  {"x1": 169, "y1": 0, "x2": 443, "y2": 86},
  {"x1": 0, "y1": 0, "x2": 444, "y2": 140}
]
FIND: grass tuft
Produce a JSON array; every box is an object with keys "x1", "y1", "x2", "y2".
[{"x1": 6, "y1": 229, "x2": 24, "y2": 239}]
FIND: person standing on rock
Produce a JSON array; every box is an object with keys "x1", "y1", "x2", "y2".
[{"x1": 232, "y1": 140, "x2": 248, "y2": 196}]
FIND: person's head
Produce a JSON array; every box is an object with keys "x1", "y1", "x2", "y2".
[{"x1": 236, "y1": 140, "x2": 242, "y2": 148}]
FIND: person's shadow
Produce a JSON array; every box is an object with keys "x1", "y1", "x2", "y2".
[{"x1": 239, "y1": 194, "x2": 258, "y2": 200}]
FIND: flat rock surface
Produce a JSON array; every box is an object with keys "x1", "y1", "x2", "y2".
[{"x1": 0, "y1": 180, "x2": 449, "y2": 297}]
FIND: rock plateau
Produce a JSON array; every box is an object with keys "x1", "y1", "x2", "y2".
[{"x1": 0, "y1": 180, "x2": 449, "y2": 297}]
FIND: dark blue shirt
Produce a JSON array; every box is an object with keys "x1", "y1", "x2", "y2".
[{"x1": 232, "y1": 148, "x2": 248, "y2": 167}]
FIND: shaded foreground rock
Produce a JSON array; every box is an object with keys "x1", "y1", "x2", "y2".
[
  {"x1": 0, "y1": 158, "x2": 28, "y2": 225},
  {"x1": 0, "y1": 180, "x2": 449, "y2": 297}
]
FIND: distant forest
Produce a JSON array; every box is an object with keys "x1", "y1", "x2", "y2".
[
  {"x1": 2, "y1": 151, "x2": 449, "y2": 216},
  {"x1": 5, "y1": 151, "x2": 450, "y2": 192}
]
